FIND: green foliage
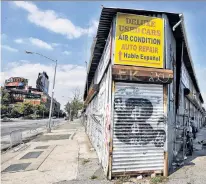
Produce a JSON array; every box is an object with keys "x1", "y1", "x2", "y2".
[
  {"x1": 150, "y1": 176, "x2": 167, "y2": 184},
  {"x1": 82, "y1": 159, "x2": 90, "y2": 165},
  {"x1": 6, "y1": 102, "x2": 49, "y2": 118},
  {"x1": 20, "y1": 102, "x2": 35, "y2": 116},
  {"x1": 34, "y1": 104, "x2": 47, "y2": 116},
  {"x1": 1, "y1": 88, "x2": 12, "y2": 105},
  {"x1": 1, "y1": 105, "x2": 8, "y2": 114},
  {"x1": 70, "y1": 98, "x2": 83, "y2": 118},
  {"x1": 64, "y1": 88, "x2": 83, "y2": 121},
  {"x1": 0, "y1": 87, "x2": 51, "y2": 118},
  {"x1": 1, "y1": 87, "x2": 13, "y2": 116},
  {"x1": 65, "y1": 101, "x2": 71, "y2": 116},
  {"x1": 10, "y1": 104, "x2": 21, "y2": 117},
  {"x1": 90, "y1": 175, "x2": 98, "y2": 180}
]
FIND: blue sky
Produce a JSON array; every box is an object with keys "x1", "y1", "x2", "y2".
[{"x1": 1, "y1": 1, "x2": 206, "y2": 107}]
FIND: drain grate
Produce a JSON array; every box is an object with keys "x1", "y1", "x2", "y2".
[
  {"x1": 20, "y1": 151, "x2": 43, "y2": 159},
  {"x1": 35, "y1": 146, "x2": 49, "y2": 149},
  {"x1": 2, "y1": 163, "x2": 31, "y2": 173}
]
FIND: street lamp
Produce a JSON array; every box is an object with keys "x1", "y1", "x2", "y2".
[{"x1": 25, "y1": 50, "x2": 57, "y2": 133}]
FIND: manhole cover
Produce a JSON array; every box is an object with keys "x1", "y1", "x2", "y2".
[
  {"x1": 20, "y1": 151, "x2": 43, "y2": 159},
  {"x1": 35, "y1": 146, "x2": 49, "y2": 149},
  {"x1": 2, "y1": 163, "x2": 31, "y2": 173}
]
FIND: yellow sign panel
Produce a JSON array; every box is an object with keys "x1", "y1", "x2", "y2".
[{"x1": 114, "y1": 13, "x2": 164, "y2": 68}]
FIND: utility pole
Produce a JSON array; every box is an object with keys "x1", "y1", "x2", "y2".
[
  {"x1": 48, "y1": 60, "x2": 57, "y2": 132},
  {"x1": 25, "y1": 50, "x2": 57, "y2": 133}
]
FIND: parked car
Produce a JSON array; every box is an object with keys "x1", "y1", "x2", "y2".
[{"x1": 52, "y1": 116, "x2": 57, "y2": 119}]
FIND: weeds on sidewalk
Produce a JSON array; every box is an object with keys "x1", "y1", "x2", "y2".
[
  {"x1": 90, "y1": 175, "x2": 98, "y2": 179},
  {"x1": 150, "y1": 176, "x2": 167, "y2": 184},
  {"x1": 82, "y1": 158, "x2": 90, "y2": 165},
  {"x1": 114, "y1": 176, "x2": 131, "y2": 184}
]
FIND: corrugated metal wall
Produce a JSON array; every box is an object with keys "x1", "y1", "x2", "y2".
[
  {"x1": 112, "y1": 83, "x2": 165, "y2": 174},
  {"x1": 102, "y1": 65, "x2": 112, "y2": 173},
  {"x1": 85, "y1": 66, "x2": 112, "y2": 173},
  {"x1": 163, "y1": 14, "x2": 176, "y2": 169},
  {"x1": 86, "y1": 94, "x2": 103, "y2": 160},
  {"x1": 86, "y1": 73, "x2": 105, "y2": 160}
]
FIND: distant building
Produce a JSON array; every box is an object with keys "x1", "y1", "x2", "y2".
[
  {"x1": 4, "y1": 75, "x2": 60, "y2": 115},
  {"x1": 36, "y1": 71, "x2": 49, "y2": 94}
]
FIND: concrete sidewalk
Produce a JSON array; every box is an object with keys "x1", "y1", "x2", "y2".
[
  {"x1": 1, "y1": 119, "x2": 66, "y2": 151},
  {"x1": 1, "y1": 119, "x2": 111, "y2": 184},
  {"x1": 166, "y1": 127, "x2": 206, "y2": 184}
]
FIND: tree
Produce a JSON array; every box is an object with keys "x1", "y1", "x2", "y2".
[
  {"x1": 0, "y1": 87, "x2": 13, "y2": 117},
  {"x1": 10, "y1": 103, "x2": 22, "y2": 118},
  {"x1": 19, "y1": 102, "x2": 35, "y2": 116},
  {"x1": 34, "y1": 104, "x2": 47, "y2": 118},
  {"x1": 65, "y1": 88, "x2": 84, "y2": 121},
  {"x1": 1, "y1": 88, "x2": 12, "y2": 104},
  {"x1": 65, "y1": 101, "x2": 71, "y2": 118}
]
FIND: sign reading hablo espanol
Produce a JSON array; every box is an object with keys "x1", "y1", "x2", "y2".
[{"x1": 114, "y1": 13, "x2": 164, "y2": 68}]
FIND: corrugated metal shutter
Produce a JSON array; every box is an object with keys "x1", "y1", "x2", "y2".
[{"x1": 112, "y1": 82, "x2": 165, "y2": 174}]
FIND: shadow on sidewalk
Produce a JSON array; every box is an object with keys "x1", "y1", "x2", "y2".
[{"x1": 169, "y1": 126, "x2": 206, "y2": 175}]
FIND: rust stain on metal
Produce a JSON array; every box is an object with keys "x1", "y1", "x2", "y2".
[
  {"x1": 163, "y1": 85, "x2": 168, "y2": 177},
  {"x1": 163, "y1": 151, "x2": 168, "y2": 177},
  {"x1": 84, "y1": 84, "x2": 99, "y2": 105},
  {"x1": 112, "y1": 65, "x2": 173, "y2": 84},
  {"x1": 108, "y1": 136, "x2": 113, "y2": 179},
  {"x1": 112, "y1": 170, "x2": 163, "y2": 176}
]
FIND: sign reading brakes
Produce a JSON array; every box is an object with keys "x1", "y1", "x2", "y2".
[{"x1": 114, "y1": 13, "x2": 164, "y2": 68}]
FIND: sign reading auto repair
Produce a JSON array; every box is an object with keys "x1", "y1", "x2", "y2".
[{"x1": 114, "y1": 13, "x2": 164, "y2": 68}]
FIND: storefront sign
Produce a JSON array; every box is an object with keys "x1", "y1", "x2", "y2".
[
  {"x1": 114, "y1": 13, "x2": 164, "y2": 68},
  {"x1": 112, "y1": 65, "x2": 173, "y2": 84},
  {"x1": 5, "y1": 77, "x2": 28, "y2": 87}
]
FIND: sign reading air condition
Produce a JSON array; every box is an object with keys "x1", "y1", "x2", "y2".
[{"x1": 114, "y1": 13, "x2": 164, "y2": 68}]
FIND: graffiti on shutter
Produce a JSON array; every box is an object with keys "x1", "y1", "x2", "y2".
[{"x1": 112, "y1": 83, "x2": 165, "y2": 173}]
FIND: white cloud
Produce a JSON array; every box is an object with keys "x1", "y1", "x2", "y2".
[
  {"x1": 0, "y1": 72, "x2": 6, "y2": 86},
  {"x1": 62, "y1": 51, "x2": 71, "y2": 55},
  {"x1": 13, "y1": 2, "x2": 98, "y2": 39},
  {"x1": 1, "y1": 33, "x2": 7, "y2": 41},
  {"x1": 29, "y1": 37, "x2": 53, "y2": 50},
  {"x1": 14, "y1": 38, "x2": 24, "y2": 44},
  {"x1": 14, "y1": 37, "x2": 54, "y2": 50},
  {"x1": 3, "y1": 61, "x2": 87, "y2": 109},
  {"x1": 87, "y1": 20, "x2": 99, "y2": 36},
  {"x1": 51, "y1": 43, "x2": 69, "y2": 48},
  {"x1": 51, "y1": 43, "x2": 61, "y2": 47},
  {"x1": 1, "y1": 45, "x2": 18, "y2": 52}
]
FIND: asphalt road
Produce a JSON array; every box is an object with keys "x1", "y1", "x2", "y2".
[{"x1": 1, "y1": 118, "x2": 65, "y2": 137}]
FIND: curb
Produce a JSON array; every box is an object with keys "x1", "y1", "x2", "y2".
[
  {"x1": 1, "y1": 120, "x2": 68, "y2": 152},
  {"x1": 1, "y1": 132, "x2": 44, "y2": 152}
]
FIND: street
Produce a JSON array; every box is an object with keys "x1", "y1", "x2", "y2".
[
  {"x1": 1, "y1": 118, "x2": 64, "y2": 137},
  {"x1": 1, "y1": 119, "x2": 64, "y2": 137}
]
